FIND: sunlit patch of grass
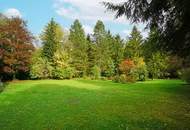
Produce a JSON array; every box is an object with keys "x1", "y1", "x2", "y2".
[{"x1": 0, "y1": 79, "x2": 189, "y2": 130}]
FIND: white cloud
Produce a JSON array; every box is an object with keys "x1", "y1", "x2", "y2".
[
  {"x1": 4, "y1": 8, "x2": 22, "y2": 18},
  {"x1": 54, "y1": 0, "x2": 128, "y2": 24},
  {"x1": 54, "y1": 0, "x2": 149, "y2": 38},
  {"x1": 83, "y1": 25, "x2": 93, "y2": 34}
]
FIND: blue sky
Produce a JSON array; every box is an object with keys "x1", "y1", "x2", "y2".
[{"x1": 0, "y1": 0, "x2": 148, "y2": 39}]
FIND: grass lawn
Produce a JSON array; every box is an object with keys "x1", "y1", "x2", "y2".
[{"x1": 0, "y1": 80, "x2": 190, "y2": 130}]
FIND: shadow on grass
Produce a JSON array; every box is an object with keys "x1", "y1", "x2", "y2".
[{"x1": 0, "y1": 81, "x2": 9, "y2": 93}]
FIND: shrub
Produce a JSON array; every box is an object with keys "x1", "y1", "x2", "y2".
[
  {"x1": 166, "y1": 55, "x2": 183, "y2": 78},
  {"x1": 119, "y1": 74, "x2": 128, "y2": 83},
  {"x1": 134, "y1": 57, "x2": 148, "y2": 81},
  {"x1": 125, "y1": 75, "x2": 136, "y2": 83},
  {"x1": 53, "y1": 67, "x2": 75, "y2": 79},
  {"x1": 30, "y1": 50, "x2": 53, "y2": 79},
  {"x1": 113, "y1": 75, "x2": 120, "y2": 83},
  {"x1": 103, "y1": 59, "x2": 115, "y2": 77},
  {"x1": 91, "y1": 65, "x2": 101, "y2": 80},
  {"x1": 113, "y1": 74, "x2": 136, "y2": 83},
  {"x1": 181, "y1": 68, "x2": 190, "y2": 83},
  {"x1": 147, "y1": 52, "x2": 168, "y2": 79},
  {"x1": 119, "y1": 58, "x2": 147, "y2": 82},
  {"x1": 119, "y1": 59, "x2": 136, "y2": 75},
  {"x1": 63, "y1": 67, "x2": 75, "y2": 79}
]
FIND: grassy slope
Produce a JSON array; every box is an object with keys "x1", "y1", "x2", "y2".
[{"x1": 0, "y1": 80, "x2": 190, "y2": 130}]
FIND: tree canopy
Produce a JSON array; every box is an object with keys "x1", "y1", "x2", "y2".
[{"x1": 103, "y1": 0, "x2": 190, "y2": 57}]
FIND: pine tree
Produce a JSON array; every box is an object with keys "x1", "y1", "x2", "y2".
[
  {"x1": 111, "y1": 35, "x2": 124, "y2": 74},
  {"x1": 124, "y1": 26, "x2": 143, "y2": 58},
  {"x1": 93, "y1": 21, "x2": 114, "y2": 77},
  {"x1": 93, "y1": 20, "x2": 106, "y2": 69},
  {"x1": 86, "y1": 34, "x2": 96, "y2": 75},
  {"x1": 40, "y1": 18, "x2": 63, "y2": 62},
  {"x1": 69, "y1": 19, "x2": 88, "y2": 77}
]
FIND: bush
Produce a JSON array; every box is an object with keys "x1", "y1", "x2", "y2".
[
  {"x1": 91, "y1": 65, "x2": 101, "y2": 80},
  {"x1": 30, "y1": 55, "x2": 53, "y2": 79},
  {"x1": 134, "y1": 57, "x2": 148, "y2": 81},
  {"x1": 181, "y1": 68, "x2": 190, "y2": 83},
  {"x1": 119, "y1": 74, "x2": 128, "y2": 83},
  {"x1": 125, "y1": 75, "x2": 136, "y2": 83},
  {"x1": 53, "y1": 67, "x2": 75, "y2": 79},
  {"x1": 113, "y1": 75, "x2": 120, "y2": 83},
  {"x1": 118, "y1": 58, "x2": 147, "y2": 83},
  {"x1": 147, "y1": 52, "x2": 168, "y2": 79},
  {"x1": 113, "y1": 74, "x2": 136, "y2": 83}
]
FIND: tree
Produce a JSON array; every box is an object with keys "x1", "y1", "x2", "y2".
[
  {"x1": 143, "y1": 28, "x2": 160, "y2": 60},
  {"x1": 147, "y1": 52, "x2": 168, "y2": 79},
  {"x1": 30, "y1": 49, "x2": 53, "y2": 79},
  {"x1": 109, "y1": 34, "x2": 124, "y2": 75},
  {"x1": 124, "y1": 26, "x2": 143, "y2": 58},
  {"x1": 69, "y1": 19, "x2": 88, "y2": 77},
  {"x1": 0, "y1": 17, "x2": 34, "y2": 81},
  {"x1": 52, "y1": 47, "x2": 74, "y2": 79},
  {"x1": 93, "y1": 21, "x2": 115, "y2": 77},
  {"x1": 40, "y1": 18, "x2": 64, "y2": 62},
  {"x1": 103, "y1": 0, "x2": 190, "y2": 57},
  {"x1": 86, "y1": 34, "x2": 96, "y2": 76}
]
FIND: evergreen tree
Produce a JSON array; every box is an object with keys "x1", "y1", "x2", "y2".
[
  {"x1": 111, "y1": 35, "x2": 124, "y2": 74},
  {"x1": 69, "y1": 19, "x2": 88, "y2": 77},
  {"x1": 124, "y1": 26, "x2": 143, "y2": 58},
  {"x1": 40, "y1": 18, "x2": 63, "y2": 62},
  {"x1": 93, "y1": 20, "x2": 106, "y2": 69},
  {"x1": 86, "y1": 34, "x2": 96, "y2": 76},
  {"x1": 104, "y1": 0, "x2": 190, "y2": 57},
  {"x1": 93, "y1": 21, "x2": 114, "y2": 77},
  {"x1": 143, "y1": 28, "x2": 160, "y2": 60}
]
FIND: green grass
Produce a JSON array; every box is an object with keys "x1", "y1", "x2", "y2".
[{"x1": 0, "y1": 80, "x2": 190, "y2": 130}]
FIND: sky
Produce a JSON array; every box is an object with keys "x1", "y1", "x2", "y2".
[{"x1": 0, "y1": 0, "x2": 148, "y2": 39}]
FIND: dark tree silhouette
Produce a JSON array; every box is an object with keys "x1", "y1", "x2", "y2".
[{"x1": 103, "y1": 0, "x2": 190, "y2": 57}]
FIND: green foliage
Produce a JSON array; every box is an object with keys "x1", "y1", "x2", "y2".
[
  {"x1": 91, "y1": 65, "x2": 101, "y2": 79},
  {"x1": 181, "y1": 68, "x2": 190, "y2": 83},
  {"x1": 53, "y1": 49, "x2": 70, "y2": 68},
  {"x1": 124, "y1": 26, "x2": 143, "y2": 58},
  {"x1": 93, "y1": 21, "x2": 115, "y2": 77},
  {"x1": 118, "y1": 74, "x2": 127, "y2": 83},
  {"x1": 41, "y1": 18, "x2": 64, "y2": 62},
  {"x1": 103, "y1": 58, "x2": 115, "y2": 77},
  {"x1": 69, "y1": 19, "x2": 88, "y2": 77},
  {"x1": 147, "y1": 52, "x2": 168, "y2": 79},
  {"x1": 52, "y1": 66, "x2": 74, "y2": 79},
  {"x1": 111, "y1": 35, "x2": 124, "y2": 74},
  {"x1": 86, "y1": 34, "x2": 96, "y2": 75},
  {"x1": 93, "y1": 20, "x2": 106, "y2": 42},
  {"x1": 30, "y1": 49, "x2": 53, "y2": 79},
  {"x1": 103, "y1": 0, "x2": 190, "y2": 57},
  {"x1": 143, "y1": 28, "x2": 160, "y2": 60},
  {"x1": 134, "y1": 57, "x2": 148, "y2": 81}
]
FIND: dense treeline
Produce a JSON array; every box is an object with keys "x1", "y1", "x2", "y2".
[{"x1": 0, "y1": 15, "x2": 190, "y2": 83}]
